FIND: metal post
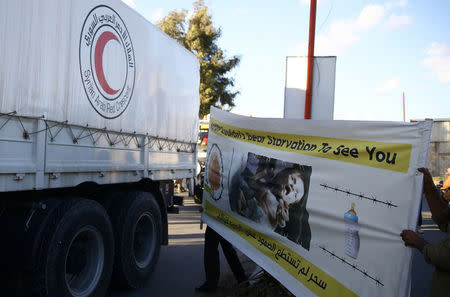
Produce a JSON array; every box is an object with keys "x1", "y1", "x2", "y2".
[
  {"x1": 305, "y1": 0, "x2": 317, "y2": 119},
  {"x1": 402, "y1": 92, "x2": 405, "y2": 122}
]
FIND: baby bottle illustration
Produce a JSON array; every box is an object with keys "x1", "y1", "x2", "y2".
[{"x1": 344, "y1": 203, "x2": 360, "y2": 259}]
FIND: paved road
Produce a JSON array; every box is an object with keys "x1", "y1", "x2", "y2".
[{"x1": 112, "y1": 194, "x2": 446, "y2": 297}]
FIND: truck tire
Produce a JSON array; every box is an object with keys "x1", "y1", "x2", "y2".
[
  {"x1": 30, "y1": 198, "x2": 114, "y2": 297},
  {"x1": 109, "y1": 191, "x2": 162, "y2": 289}
]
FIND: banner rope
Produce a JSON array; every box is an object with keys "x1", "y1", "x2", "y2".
[{"x1": 0, "y1": 111, "x2": 196, "y2": 153}]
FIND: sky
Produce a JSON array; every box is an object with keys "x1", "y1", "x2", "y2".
[{"x1": 122, "y1": 0, "x2": 450, "y2": 121}]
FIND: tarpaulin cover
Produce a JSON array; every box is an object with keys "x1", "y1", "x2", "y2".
[{"x1": 0, "y1": 0, "x2": 199, "y2": 143}]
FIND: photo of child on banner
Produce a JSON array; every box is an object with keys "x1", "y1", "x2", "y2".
[{"x1": 229, "y1": 152, "x2": 312, "y2": 250}]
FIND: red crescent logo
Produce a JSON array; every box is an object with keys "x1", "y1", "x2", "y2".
[
  {"x1": 94, "y1": 31, "x2": 121, "y2": 95},
  {"x1": 80, "y1": 6, "x2": 136, "y2": 119}
]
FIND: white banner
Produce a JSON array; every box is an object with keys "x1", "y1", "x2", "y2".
[{"x1": 202, "y1": 108, "x2": 432, "y2": 297}]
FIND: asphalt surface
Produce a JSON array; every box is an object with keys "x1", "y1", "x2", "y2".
[{"x1": 112, "y1": 194, "x2": 447, "y2": 297}]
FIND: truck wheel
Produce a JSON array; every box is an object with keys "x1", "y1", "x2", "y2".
[
  {"x1": 110, "y1": 191, "x2": 162, "y2": 289},
  {"x1": 32, "y1": 198, "x2": 114, "y2": 297}
]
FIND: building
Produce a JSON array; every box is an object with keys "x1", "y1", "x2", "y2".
[{"x1": 412, "y1": 119, "x2": 450, "y2": 177}]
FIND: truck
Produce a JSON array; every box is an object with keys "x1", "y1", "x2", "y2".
[{"x1": 0, "y1": 1, "x2": 200, "y2": 296}]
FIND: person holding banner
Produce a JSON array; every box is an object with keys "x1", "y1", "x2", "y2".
[
  {"x1": 196, "y1": 224, "x2": 248, "y2": 293},
  {"x1": 442, "y1": 168, "x2": 450, "y2": 190},
  {"x1": 401, "y1": 168, "x2": 450, "y2": 297}
]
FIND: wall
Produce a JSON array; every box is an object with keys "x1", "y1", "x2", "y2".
[{"x1": 426, "y1": 120, "x2": 450, "y2": 177}]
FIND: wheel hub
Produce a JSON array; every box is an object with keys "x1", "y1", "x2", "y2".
[
  {"x1": 65, "y1": 226, "x2": 105, "y2": 297},
  {"x1": 133, "y1": 212, "x2": 156, "y2": 269}
]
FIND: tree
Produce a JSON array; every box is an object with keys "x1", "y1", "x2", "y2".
[{"x1": 157, "y1": 0, "x2": 240, "y2": 118}]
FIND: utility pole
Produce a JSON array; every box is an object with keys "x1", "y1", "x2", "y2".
[
  {"x1": 304, "y1": 0, "x2": 317, "y2": 119},
  {"x1": 402, "y1": 92, "x2": 405, "y2": 122}
]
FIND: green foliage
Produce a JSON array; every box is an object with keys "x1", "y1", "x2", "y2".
[{"x1": 157, "y1": 0, "x2": 240, "y2": 118}]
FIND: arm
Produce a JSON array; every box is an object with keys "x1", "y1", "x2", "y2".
[
  {"x1": 401, "y1": 230, "x2": 450, "y2": 272},
  {"x1": 400, "y1": 168, "x2": 450, "y2": 271},
  {"x1": 422, "y1": 236, "x2": 450, "y2": 272},
  {"x1": 418, "y1": 168, "x2": 448, "y2": 222},
  {"x1": 400, "y1": 230, "x2": 427, "y2": 252}
]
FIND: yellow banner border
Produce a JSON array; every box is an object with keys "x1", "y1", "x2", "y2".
[
  {"x1": 210, "y1": 118, "x2": 412, "y2": 173},
  {"x1": 205, "y1": 200, "x2": 358, "y2": 297}
]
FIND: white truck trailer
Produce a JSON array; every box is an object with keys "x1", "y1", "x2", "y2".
[{"x1": 0, "y1": 1, "x2": 199, "y2": 296}]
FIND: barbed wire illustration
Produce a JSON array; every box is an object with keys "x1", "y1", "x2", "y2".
[
  {"x1": 320, "y1": 183, "x2": 397, "y2": 208},
  {"x1": 318, "y1": 246, "x2": 384, "y2": 287}
]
